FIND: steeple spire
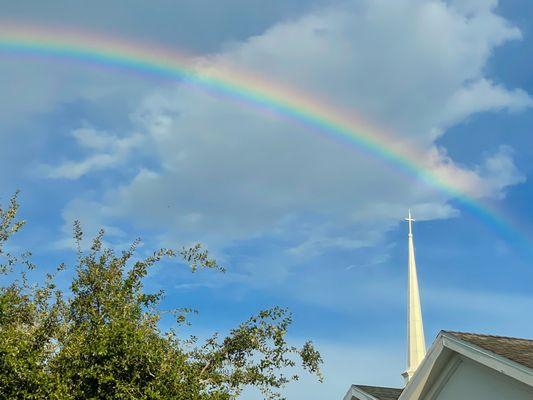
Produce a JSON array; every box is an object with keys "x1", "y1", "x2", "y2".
[{"x1": 402, "y1": 209, "x2": 426, "y2": 383}]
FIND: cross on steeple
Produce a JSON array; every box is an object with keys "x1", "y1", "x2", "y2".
[{"x1": 405, "y1": 209, "x2": 415, "y2": 237}]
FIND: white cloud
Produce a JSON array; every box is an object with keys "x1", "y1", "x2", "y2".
[
  {"x1": 58, "y1": 0, "x2": 530, "y2": 256},
  {"x1": 43, "y1": 128, "x2": 145, "y2": 179},
  {"x1": 420, "y1": 145, "x2": 526, "y2": 199},
  {"x1": 475, "y1": 145, "x2": 526, "y2": 198},
  {"x1": 443, "y1": 79, "x2": 532, "y2": 128}
]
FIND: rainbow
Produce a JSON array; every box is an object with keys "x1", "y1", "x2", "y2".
[{"x1": 0, "y1": 23, "x2": 530, "y2": 253}]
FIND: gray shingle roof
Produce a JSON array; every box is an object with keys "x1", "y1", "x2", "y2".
[
  {"x1": 354, "y1": 385, "x2": 403, "y2": 400},
  {"x1": 445, "y1": 331, "x2": 533, "y2": 369}
]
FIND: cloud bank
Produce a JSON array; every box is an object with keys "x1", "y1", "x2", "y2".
[{"x1": 44, "y1": 0, "x2": 529, "y2": 255}]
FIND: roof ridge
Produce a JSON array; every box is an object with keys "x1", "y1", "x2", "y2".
[{"x1": 443, "y1": 330, "x2": 533, "y2": 342}]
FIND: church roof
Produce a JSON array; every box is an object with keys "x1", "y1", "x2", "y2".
[
  {"x1": 353, "y1": 385, "x2": 403, "y2": 400},
  {"x1": 445, "y1": 331, "x2": 533, "y2": 369}
]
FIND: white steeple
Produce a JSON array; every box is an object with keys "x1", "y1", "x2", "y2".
[{"x1": 402, "y1": 209, "x2": 426, "y2": 383}]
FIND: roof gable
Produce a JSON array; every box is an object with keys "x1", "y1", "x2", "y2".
[
  {"x1": 399, "y1": 331, "x2": 533, "y2": 400},
  {"x1": 354, "y1": 385, "x2": 403, "y2": 400},
  {"x1": 344, "y1": 385, "x2": 403, "y2": 400}
]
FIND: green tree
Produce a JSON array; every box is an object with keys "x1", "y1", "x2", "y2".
[
  {"x1": 0, "y1": 193, "x2": 66, "y2": 399},
  {"x1": 0, "y1": 194, "x2": 322, "y2": 399}
]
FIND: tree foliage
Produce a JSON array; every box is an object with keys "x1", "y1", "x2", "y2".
[{"x1": 0, "y1": 194, "x2": 322, "y2": 399}]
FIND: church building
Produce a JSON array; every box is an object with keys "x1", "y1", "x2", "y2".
[{"x1": 342, "y1": 211, "x2": 533, "y2": 400}]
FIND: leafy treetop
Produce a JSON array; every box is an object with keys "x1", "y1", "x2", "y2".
[{"x1": 0, "y1": 193, "x2": 322, "y2": 399}]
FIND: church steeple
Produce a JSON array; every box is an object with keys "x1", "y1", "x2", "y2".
[{"x1": 402, "y1": 209, "x2": 426, "y2": 383}]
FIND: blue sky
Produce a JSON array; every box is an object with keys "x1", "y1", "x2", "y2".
[{"x1": 1, "y1": 0, "x2": 532, "y2": 398}]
